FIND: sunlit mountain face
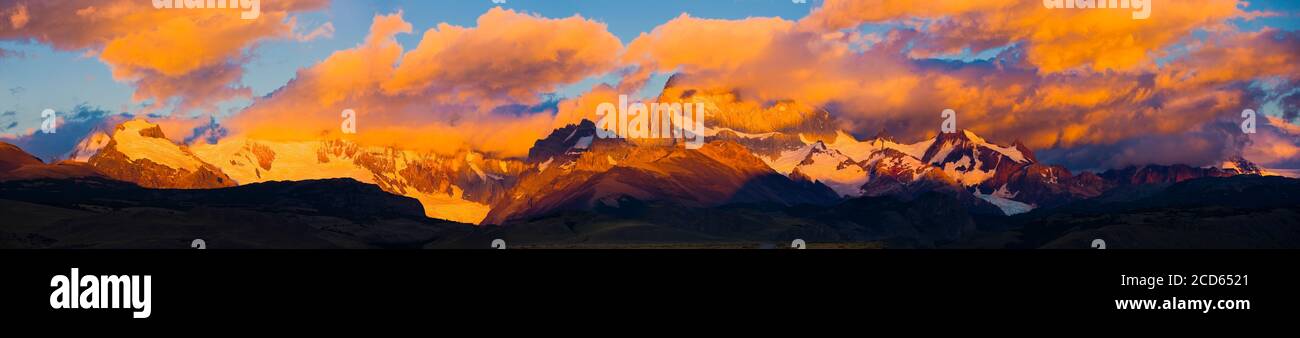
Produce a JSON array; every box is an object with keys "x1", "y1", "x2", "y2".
[{"x1": 2, "y1": 1, "x2": 1300, "y2": 248}]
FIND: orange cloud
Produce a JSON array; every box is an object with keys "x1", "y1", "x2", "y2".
[
  {"x1": 1244, "y1": 116, "x2": 1300, "y2": 167},
  {"x1": 553, "y1": 83, "x2": 622, "y2": 129},
  {"x1": 618, "y1": 1, "x2": 1300, "y2": 168},
  {"x1": 7, "y1": 2, "x2": 26, "y2": 29},
  {"x1": 385, "y1": 8, "x2": 621, "y2": 103},
  {"x1": 624, "y1": 14, "x2": 794, "y2": 74},
  {"x1": 802, "y1": 0, "x2": 1245, "y2": 73},
  {"x1": 228, "y1": 9, "x2": 623, "y2": 158},
  {"x1": 0, "y1": 0, "x2": 329, "y2": 113}
]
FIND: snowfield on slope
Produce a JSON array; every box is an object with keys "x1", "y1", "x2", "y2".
[
  {"x1": 112, "y1": 120, "x2": 203, "y2": 172},
  {"x1": 191, "y1": 138, "x2": 492, "y2": 224}
]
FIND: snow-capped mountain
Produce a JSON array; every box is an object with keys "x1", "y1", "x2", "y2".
[
  {"x1": 189, "y1": 137, "x2": 526, "y2": 224},
  {"x1": 67, "y1": 128, "x2": 111, "y2": 162},
  {"x1": 483, "y1": 123, "x2": 839, "y2": 225},
  {"x1": 788, "y1": 141, "x2": 869, "y2": 197},
  {"x1": 921, "y1": 130, "x2": 1034, "y2": 188},
  {"x1": 55, "y1": 113, "x2": 1281, "y2": 223},
  {"x1": 525, "y1": 119, "x2": 602, "y2": 167},
  {"x1": 832, "y1": 130, "x2": 933, "y2": 162},
  {"x1": 858, "y1": 148, "x2": 934, "y2": 196},
  {"x1": 83, "y1": 119, "x2": 234, "y2": 189},
  {"x1": 758, "y1": 126, "x2": 1280, "y2": 216},
  {"x1": 759, "y1": 129, "x2": 1062, "y2": 215},
  {"x1": 64, "y1": 115, "x2": 131, "y2": 163},
  {"x1": 776, "y1": 129, "x2": 1028, "y2": 193},
  {"x1": 61, "y1": 119, "x2": 526, "y2": 224}
]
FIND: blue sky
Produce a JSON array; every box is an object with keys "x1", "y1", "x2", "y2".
[{"x1": 1, "y1": 0, "x2": 819, "y2": 128}]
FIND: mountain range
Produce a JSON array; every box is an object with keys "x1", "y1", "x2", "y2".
[
  {"x1": 4, "y1": 106, "x2": 1281, "y2": 223},
  {"x1": 1, "y1": 81, "x2": 1297, "y2": 248},
  {"x1": 5, "y1": 110, "x2": 1284, "y2": 219}
]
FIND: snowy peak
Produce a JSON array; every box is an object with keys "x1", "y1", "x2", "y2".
[
  {"x1": 68, "y1": 130, "x2": 111, "y2": 162},
  {"x1": 856, "y1": 147, "x2": 932, "y2": 196},
  {"x1": 796, "y1": 141, "x2": 849, "y2": 168},
  {"x1": 913, "y1": 129, "x2": 1036, "y2": 188},
  {"x1": 828, "y1": 130, "x2": 932, "y2": 162},
  {"x1": 84, "y1": 119, "x2": 235, "y2": 189},
  {"x1": 188, "y1": 137, "x2": 526, "y2": 224},
  {"x1": 1011, "y1": 139, "x2": 1038, "y2": 163},
  {"x1": 484, "y1": 138, "x2": 840, "y2": 225},
  {"x1": 860, "y1": 148, "x2": 928, "y2": 175},
  {"x1": 766, "y1": 140, "x2": 823, "y2": 175},
  {"x1": 790, "y1": 140, "x2": 868, "y2": 197},
  {"x1": 108, "y1": 119, "x2": 200, "y2": 171},
  {"x1": 769, "y1": 129, "x2": 1054, "y2": 214},
  {"x1": 808, "y1": 140, "x2": 829, "y2": 152},
  {"x1": 923, "y1": 129, "x2": 1030, "y2": 165}
]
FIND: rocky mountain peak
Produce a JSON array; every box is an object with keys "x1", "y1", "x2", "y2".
[{"x1": 84, "y1": 119, "x2": 235, "y2": 189}]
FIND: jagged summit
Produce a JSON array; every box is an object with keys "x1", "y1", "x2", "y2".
[
  {"x1": 808, "y1": 140, "x2": 829, "y2": 152},
  {"x1": 1011, "y1": 139, "x2": 1037, "y2": 163},
  {"x1": 82, "y1": 119, "x2": 234, "y2": 189},
  {"x1": 482, "y1": 125, "x2": 839, "y2": 224},
  {"x1": 526, "y1": 119, "x2": 600, "y2": 164},
  {"x1": 922, "y1": 129, "x2": 1031, "y2": 165}
]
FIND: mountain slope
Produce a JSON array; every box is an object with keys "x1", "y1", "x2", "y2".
[
  {"x1": 0, "y1": 142, "x2": 103, "y2": 182},
  {"x1": 1012, "y1": 175, "x2": 1300, "y2": 249},
  {"x1": 0, "y1": 177, "x2": 473, "y2": 249},
  {"x1": 921, "y1": 130, "x2": 1033, "y2": 188},
  {"x1": 483, "y1": 135, "x2": 840, "y2": 225},
  {"x1": 190, "y1": 137, "x2": 525, "y2": 224},
  {"x1": 772, "y1": 129, "x2": 1037, "y2": 214},
  {"x1": 86, "y1": 119, "x2": 234, "y2": 189},
  {"x1": 0, "y1": 142, "x2": 42, "y2": 171},
  {"x1": 788, "y1": 141, "x2": 869, "y2": 197},
  {"x1": 759, "y1": 127, "x2": 1278, "y2": 216}
]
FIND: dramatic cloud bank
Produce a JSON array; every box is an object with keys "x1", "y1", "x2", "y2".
[
  {"x1": 4, "y1": 1, "x2": 1299, "y2": 169},
  {"x1": 225, "y1": 8, "x2": 622, "y2": 157},
  {"x1": 610, "y1": 0, "x2": 1300, "y2": 169},
  {"x1": 0, "y1": 0, "x2": 329, "y2": 114}
]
